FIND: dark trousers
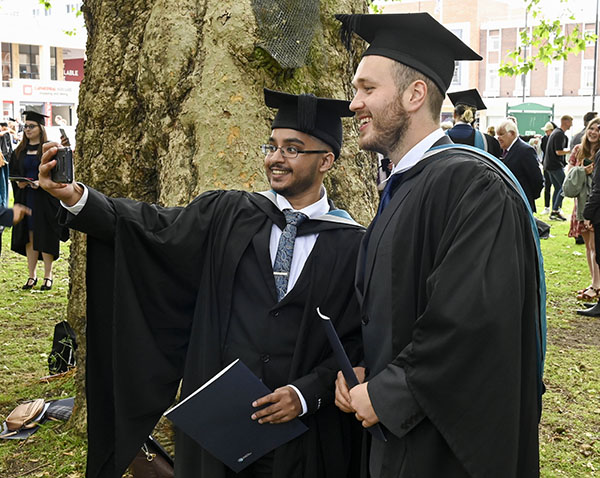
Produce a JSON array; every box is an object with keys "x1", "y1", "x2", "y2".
[
  {"x1": 225, "y1": 451, "x2": 274, "y2": 478},
  {"x1": 546, "y1": 168, "x2": 565, "y2": 211},
  {"x1": 543, "y1": 169, "x2": 551, "y2": 208},
  {"x1": 595, "y1": 223, "x2": 600, "y2": 269}
]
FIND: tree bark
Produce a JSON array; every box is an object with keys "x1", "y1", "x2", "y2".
[{"x1": 68, "y1": 0, "x2": 375, "y2": 434}]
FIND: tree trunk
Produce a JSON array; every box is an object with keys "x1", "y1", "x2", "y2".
[{"x1": 68, "y1": 0, "x2": 375, "y2": 435}]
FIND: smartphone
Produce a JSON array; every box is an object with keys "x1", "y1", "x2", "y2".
[
  {"x1": 51, "y1": 147, "x2": 74, "y2": 183},
  {"x1": 59, "y1": 127, "x2": 66, "y2": 138},
  {"x1": 584, "y1": 158, "x2": 592, "y2": 166}
]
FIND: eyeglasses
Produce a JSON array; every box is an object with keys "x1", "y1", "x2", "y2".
[
  {"x1": 260, "y1": 144, "x2": 329, "y2": 159},
  {"x1": 23, "y1": 124, "x2": 39, "y2": 130}
]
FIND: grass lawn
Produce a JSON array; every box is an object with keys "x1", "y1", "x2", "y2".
[{"x1": 0, "y1": 195, "x2": 598, "y2": 476}]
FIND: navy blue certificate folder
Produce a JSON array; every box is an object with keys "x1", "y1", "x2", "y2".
[{"x1": 164, "y1": 359, "x2": 308, "y2": 472}]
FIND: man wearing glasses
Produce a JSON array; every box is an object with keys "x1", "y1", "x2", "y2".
[{"x1": 39, "y1": 88, "x2": 364, "y2": 478}]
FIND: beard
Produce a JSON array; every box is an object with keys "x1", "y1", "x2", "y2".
[
  {"x1": 267, "y1": 160, "x2": 320, "y2": 200},
  {"x1": 360, "y1": 95, "x2": 411, "y2": 157}
]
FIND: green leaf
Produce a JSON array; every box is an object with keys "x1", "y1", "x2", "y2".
[{"x1": 500, "y1": 0, "x2": 594, "y2": 77}]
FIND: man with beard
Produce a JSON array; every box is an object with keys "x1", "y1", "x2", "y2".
[
  {"x1": 39, "y1": 89, "x2": 364, "y2": 478},
  {"x1": 334, "y1": 13, "x2": 544, "y2": 478}
]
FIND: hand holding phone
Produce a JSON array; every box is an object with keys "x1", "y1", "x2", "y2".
[
  {"x1": 59, "y1": 128, "x2": 70, "y2": 147},
  {"x1": 51, "y1": 147, "x2": 74, "y2": 184}
]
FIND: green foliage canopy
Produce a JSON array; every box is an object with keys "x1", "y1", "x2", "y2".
[{"x1": 499, "y1": 0, "x2": 598, "y2": 77}]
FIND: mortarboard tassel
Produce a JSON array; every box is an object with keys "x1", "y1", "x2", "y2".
[{"x1": 337, "y1": 14, "x2": 360, "y2": 52}]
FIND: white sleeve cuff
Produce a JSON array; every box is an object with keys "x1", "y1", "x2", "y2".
[
  {"x1": 61, "y1": 183, "x2": 88, "y2": 215},
  {"x1": 287, "y1": 384, "x2": 308, "y2": 417}
]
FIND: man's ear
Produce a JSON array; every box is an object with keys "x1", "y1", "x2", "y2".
[
  {"x1": 403, "y1": 80, "x2": 428, "y2": 114},
  {"x1": 319, "y1": 152, "x2": 335, "y2": 173}
]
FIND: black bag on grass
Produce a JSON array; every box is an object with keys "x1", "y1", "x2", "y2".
[{"x1": 48, "y1": 321, "x2": 77, "y2": 374}]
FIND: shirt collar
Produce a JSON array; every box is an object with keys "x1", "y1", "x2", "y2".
[
  {"x1": 506, "y1": 135, "x2": 519, "y2": 151},
  {"x1": 390, "y1": 128, "x2": 446, "y2": 176},
  {"x1": 275, "y1": 186, "x2": 329, "y2": 218}
]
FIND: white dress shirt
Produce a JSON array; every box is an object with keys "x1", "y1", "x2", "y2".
[
  {"x1": 269, "y1": 188, "x2": 328, "y2": 294},
  {"x1": 388, "y1": 128, "x2": 446, "y2": 177}
]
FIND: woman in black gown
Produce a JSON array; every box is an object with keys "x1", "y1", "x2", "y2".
[{"x1": 10, "y1": 111, "x2": 67, "y2": 290}]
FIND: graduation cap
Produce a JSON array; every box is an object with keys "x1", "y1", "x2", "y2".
[
  {"x1": 0, "y1": 122, "x2": 7, "y2": 127},
  {"x1": 22, "y1": 111, "x2": 48, "y2": 125},
  {"x1": 447, "y1": 89, "x2": 487, "y2": 111},
  {"x1": 264, "y1": 88, "x2": 354, "y2": 158},
  {"x1": 335, "y1": 13, "x2": 482, "y2": 95}
]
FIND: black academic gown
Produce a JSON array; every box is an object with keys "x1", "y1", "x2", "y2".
[
  {"x1": 447, "y1": 124, "x2": 502, "y2": 159},
  {"x1": 356, "y1": 137, "x2": 541, "y2": 478},
  {"x1": 59, "y1": 187, "x2": 365, "y2": 478},
  {"x1": 10, "y1": 150, "x2": 68, "y2": 258}
]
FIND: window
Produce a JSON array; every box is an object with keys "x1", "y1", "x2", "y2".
[
  {"x1": 513, "y1": 72, "x2": 530, "y2": 98},
  {"x1": 50, "y1": 47, "x2": 57, "y2": 81},
  {"x1": 451, "y1": 62, "x2": 461, "y2": 87},
  {"x1": 66, "y1": 3, "x2": 81, "y2": 13},
  {"x1": 19, "y1": 45, "x2": 40, "y2": 80},
  {"x1": 580, "y1": 59, "x2": 595, "y2": 95},
  {"x1": 586, "y1": 27, "x2": 596, "y2": 47},
  {"x1": 485, "y1": 65, "x2": 500, "y2": 96},
  {"x1": 546, "y1": 61, "x2": 563, "y2": 96},
  {"x1": 447, "y1": 24, "x2": 469, "y2": 89},
  {"x1": 1, "y1": 43, "x2": 12, "y2": 87},
  {"x1": 488, "y1": 31, "x2": 500, "y2": 52}
]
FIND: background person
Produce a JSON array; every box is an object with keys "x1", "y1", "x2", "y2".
[
  {"x1": 565, "y1": 118, "x2": 600, "y2": 302},
  {"x1": 571, "y1": 111, "x2": 598, "y2": 149},
  {"x1": 446, "y1": 88, "x2": 502, "y2": 158},
  {"x1": 0, "y1": 204, "x2": 30, "y2": 255},
  {"x1": 10, "y1": 111, "x2": 68, "y2": 290},
  {"x1": 580, "y1": 132, "x2": 600, "y2": 317},
  {"x1": 496, "y1": 119, "x2": 544, "y2": 212},
  {"x1": 541, "y1": 121, "x2": 556, "y2": 214},
  {"x1": 544, "y1": 115, "x2": 573, "y2": 221},
  {"x1": 0, "y1": 121, "x2": 13, "y2": 159}
]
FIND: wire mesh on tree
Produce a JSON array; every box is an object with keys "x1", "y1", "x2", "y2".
[{"x1": 252, "y1": 0, "x2": 320, "y2": 68}]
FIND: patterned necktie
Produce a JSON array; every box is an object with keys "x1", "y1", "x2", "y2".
[
  {"x1": 501, "y1": 149, "x2": 508, "y2": 159},
  {"x1": 376, "y1": 172, "x2": 403, "y2": 218},
  {"x1": 273, "y1": 209, "x2": 308, "y2": 301}
]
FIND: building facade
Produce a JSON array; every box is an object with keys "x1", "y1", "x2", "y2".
[
  {"x1": 0, "y1": 0, "x2": 85, "y2": 139},
  {"x1": 379, "y1": 0, "x2": 599, "y2": 137}
]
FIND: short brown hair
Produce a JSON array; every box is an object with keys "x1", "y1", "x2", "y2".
[
  {"x1": 390, "y1": 61, "x2": 444, "y2": 122},
  {"x1": 561, "y1": 115, "x2": 573, "y2": 122}
]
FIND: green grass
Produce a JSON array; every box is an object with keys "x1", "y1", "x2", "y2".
[
  {"x1": 536, "y1": 198, "x2": 600, "y2": 477},
  {"x1": 0, "y1": 224, "x2": 86, "y2": 477},
  {"x1": 0, "y1": 195, "x2": 598, "y2": 476}
]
